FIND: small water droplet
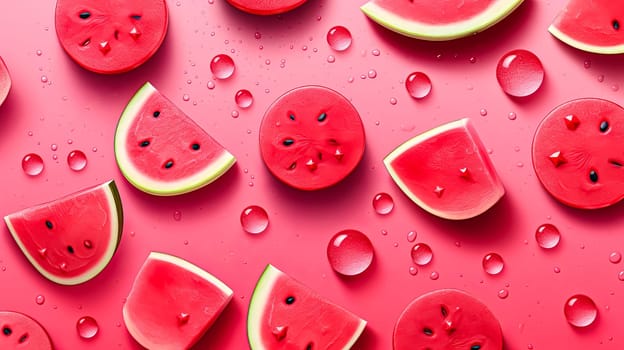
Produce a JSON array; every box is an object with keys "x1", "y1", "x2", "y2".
[
  {"x1": 367, "y1": 69, "x2": 377, "y2": 79},
  {"x1": 498, "y1": 289, "x2": 509, "y2": 299},
  {"x1": 496, "y1": 49, "x2": 544, "y2": 97},
  {"x1": 429, "y1": 271, "x2": 439, "y2": 280},
  {"x1": 371, "y1": 49, "x2": 380, "y2": 56},
  {"x1": 41, "y1": 75, "x2": 48, "y2": 83},
  {"x1": 36, "y1": 50, "x2": 43, "y2": 56},
  {"x1": 380, "y1": 229, "x2": 388, "y2": 236},
  {"x1": 326, "y1": 55, "x2": 335, "y2": 63},
  {"x1": 76, "y1": 316, "x2": 99, "y2": 339},
  {"x1": 564, "y1": 294, "x2": 598, "y2": 327},
  {"x1": 535, "y1": 223, "x2": 561, "y2": 249},
  {"x1": 327, "y1": 229, "x2": 374, "y2": 276},
  {"x1": 67, "y1": 139, "x2": 73, "y2": 145},
  {"x1": 231, "y1": 110, "x2": 239, "y2": 119},
  {"x1": 182, "y1": 94, "x2": 190, "y2": 102},
  {"x1": 469, "y1": 56, "x2": 477, "y2": 63},
  {"x1": 327, "y1": 26, "x2": 352, "y2": 51},
  {"x1": 583, "y1": 60, "x2": 591, "y2": 69},
  {"x1": 22, "y1": 153, "x2": 44, "y2": 176},
  {"x1": 405, "y1": 72, "x2": 432, "y2": 99},
  {"x1": 50, "y1": 144, "x2": 58, "y2": 151},
  {"x1": 618, "y1": 271, "x2": 624, "y2": 281},
  {"x1": 409, "y1": 266, "x2": 418, "y2": 275},
  {"x1": 554, "y1": 266, "x2": 561, "y2": 273},
  {"x1": 372, "y1": 192, "x2": 394, "y2": 215},
  {"x1": 411, "y1": 243, "x2": 433, "y2": 266},
  {"x1": 508, "y1": 112, "x2": 517, "y2": 120},
  {"x1": 609, "y1": 252, "x2": 622, "y2": 264},
  {"x1": 389, "y1": 97, "x2": 397, "y2": 105},
  {"x1": 67, "y1": 150, "x2": 87, "y2": 171},
  {"x1": 480, "y1": 108, "x2": 488, "y2": 116},
  {"x1": 35, "y1": 295, "x2": 45, "y2": 305},
  {"x1": 483, "y1": 253, "x2": 504, "y2": 275},
  {"x1": 235, "y1": 89, "x2": 253, "y2": 108},
  {"x1": 254, "y1": 31, "x2": 262, "y2": 39},
  {"x1": 611, "y1": 84, "x2": 619, "y2": 92},
  {"x1": 406, "y1": 231, "x2": 417, "y2": 242},
  {"x1": 210, "y1": 54, "x2": 235, "y2": 79},
  {"x1": 597, "y1": 75, "x2": 605, "y2": 82},
  {"x1": 207, "y1": 81, "x2": 216, "y2": 89},
  {"x1": 173, "y1": 210, "x2": 182, "y2": 221},
  {"x1": 241, "y1": 205, "x2": 269, "y2": 234}
]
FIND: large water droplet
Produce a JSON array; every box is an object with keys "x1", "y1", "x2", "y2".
[
  {"x1": 564, "y1": 294, "x2": 597, "y2": 327},
  {"x1": 22, "y1": 153, "x2": 44, "y2": 176},
  {"x1": 240, "y1": 205, "x2": 269, "y2": 234},
  {"x1": 372, "y1": 192, "x2": 394, "y2": 215},
  {"x1": 210, "y1": 54, "x2": 235, "y2": 79},
  {"x1": 67, "y1": 150, "x2": 87, "y2": 171},
  {"x1": 405, "y1": 72, "x2": 432, "y2": 99},
  {"x1": 609, "y1": 252, "x2": 622, "y2": 264},
  {"x1": 235, "y1": 89, "x2": 253, "y2": 108},
  {"x1": 411, "y1": 243, "x2": 433, "y2": 266},
  {"x1": 76, "y1": 316, "x2": 99, "y2": 339},
  {"x1": 327, "y1": 229, "x2": 374, "y2": 276},
  {"x1": 496, "y1": 49, "x2": 544, "y2": 97},
  {"x1": 483, "y1": 253, "x2": 504, "y2": 275},
  {"x1": 535, "y1": 223, "x2": 561, "y2": 249},
  {"x1": 326, "y1": 26, "x2": 352, "y2": 51}
]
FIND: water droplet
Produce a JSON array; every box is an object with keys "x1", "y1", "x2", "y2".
[
  {"x1": 67, "y1": 139, "x2": 73, "y2": 145},
  {"x1": 230, "y1": 110, "x2": 239, "y2": 119},
  {"x1": 326, "y1": 55, "x2": 335, "y2": 63},
  {"x1": 235, "y1": 89, "x2": 253, "y2": 108},
  {"x1": 429, "y1": 271, "x2": 439, "y2": 280},
  {"x1": 469, "y1": 56, "x2": 477, "y2": 64},
  {"x1": 35, "y1": 295, "x2": 45, "y2": 305},
  {"x1": 372, "y1": 192, "x2": 394, "y2": 215},
  {"x1": 389, "y1": 97, "x2": 397, "y2": 105},
  {"x1": 327, "y1": 26, "x2": 352, "y2": 51},
  {"x1": 611, "y1": 84, "x2": 620, "y2": 92},
  {"x1": 254, "y1": 31, "x2": 262, "y2": 39},
  {"x1": 327, "y1": 229, "x2": 374, "y2": 276},
  {"x1": 409, "y1": 266, "x2": 418, "y2": 275},
  {"x1": 371, "y1": 49, "x2": 380, "y2": 56},
  {"x1": 597, "y1": 75, "x2": 605, "y2": 82},
  {"x1": 583, "y1": 60, "x2": 591, "y2": 69},
  {"x1": 67, "y1": 150, "x2": 87, "y2": 171},
  {"x1": 41, "y1": 75, "x2": 48, "y2": 83},
  {"x1": 36, "y1": 50, "x2": 43, "y2": 56},
  {"x1": 173, "y1": 210, "x2": 182, "y2": 221},
  {"x1": 240, "y1": 205, "x2": 269, "y2": 234},
  {"x1": 411, "y1": 243, "x2": 433, "y2": 266},
  {"x1": 496, "y1": 49, "x2": 544, "y2": 97},
  {"x1": 22, "y1": 153, "x2": 44, "y2": 176},
  {"x1": 210, "y1": 54, "x2": 235, "y2": 79},
  {"x1": 264, "y1": 59, "x2": 271, "y2": 65},
  {"x1": 609, "y1": 252, "x2": 622, "y2": 264},
  {"x1": 405, "y1": 72, "x2": 432, "y2": 99},
  {"x1": 535, "y1": 223, "x2": 561, "y2": 249},
  {"x1": 380, "y1": 229, "x2": 388, "y2": 236},
  {"x1": 498, "y1": 289, "x2": 509, "y2": 299},
  {"x1": 554, "y1": 266, "x2": 561, "y2": 273},
  {"x1": 182, "y1": 94, "x2": 190, "y2": 102},
  {"x1": 207, "y1": 81, "x2": 216, "y2": 89},
  {"x1": 618, "y1": 271, "x2": 624, "y2": 281},
  {"x1": 483, "y1": 253, "x2": 504, "y2": 275},
  {"x1": 76, "y1": 316, "x2": 99, "y2": 339},
  {"x1": 564, "y1": 294, "x2": 598, "y2": 327},
  {"x1": 480, "y1": 108, "x2": 488, "y2": 116},
  {"x1": 406, "y1": 231, "x2": 417, "y2": 242},
  {"x1": 367, "y1": 69, "x2": 377, "y2": 79}
]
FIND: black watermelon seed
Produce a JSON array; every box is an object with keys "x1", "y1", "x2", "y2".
[
  {"x1": 614, "y1": 20, "x2": 621, "y2": 30},
  {"x1": 153, "y1": 111, "x2": 160, "y2": 118},
  {"x1": 285, "y1": 296, "x2": 295, "y2": 304},
  {"x1": 306, "y1": 343, "x2": 313, "y2": 350},
  {"x1": 471, "y1": 345, "x2": 482, "y2": 350},
  {"x1": 164, "y1": 160, "x2": 174, "y2": 169},
  {"x1": 140, "y1": 140, "x2": 150, "y2": 147},
  {"x1": 80, "y1": 38, "x2": 91, "y2": 47},
  {"x1": 3, "y1": 327, "x2": 11, "y2": 336},
  {"x1": 423, "y1": 328, "x2": 433, "y2": 336},
  {"x1": 131, "y1": 15, "x2": 142, "y2": 20},
  {"x1": 600, "y1": 120, "x2": 609, "y2": 132},
  {"x1": 589, "y1": 170, "x2": 598, "y2": 183},
  {"x1": 288, "y1": 162, "x2": 297, "y2": 170},
  {"x1": 19, "y1": 333, "x2": 28, "y2": 343},
  {"x1": 191, "y1": 143, "x2": 200, "y2": 150},
  {"x1": 45, "y1": 220, "x2": 53, "y2": 229},
  {"x1": 79, "y1": 11, "x2": 91, "y2": 19},
  {"x1": 67, "y1": 246, "x2": 75, "y2": 254},
  {"x1": 610, "y1": 159, "x2": 623, "y2": 167},
  {"x1": 289, "y1": 114, "x2": 295, "y2": 121},
  {"x1": 317, "y1": 112, "x2": 327, "y2": 122},
  {"x1": 282, "y1": 139, "x2": 294, "y2": 146}
]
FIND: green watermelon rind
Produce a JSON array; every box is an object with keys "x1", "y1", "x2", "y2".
[
  {"x1": 3, "y1": 180, "x2": 123, "y2": 285},
  {"x1": 247, "y1": 264, "x2": 367, "y2": 349},
  {"x1": 123, "y1": 251, "x2": 234, "y2": 350},
  {"x1": 114, "y1": 82, "x2": 236, "y2": 196},
  {"x1": 548, "y1": 25, "x2": 624, "y2": 55},
  {"x1": 360, "y1": 0, "x2": 524, "y2": 41}
]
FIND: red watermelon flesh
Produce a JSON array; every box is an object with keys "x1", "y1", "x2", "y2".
[
  {"x1": 54, "y1": 0, "x2": 168, "y2": 74},
  {"x1": 0, "y1": 56, "x2": 10, "y2": 106},
  {"x1": 225, "y1": 0, "x2": 308, "y2": 15},
  {"x1": 3, "y1": 180, "x2": 122, "y2": 285},
  {"x1": 247, "y1": 264, "x2": 367, "y2": 349},
  {"x1": 0, "y1": 311, "x2": 54, "y2": 349},
  {"x1": 367, "y1": 0, "x2": 493, "y2": 25},
  {"x1": 532, "y1": 98, "x2": 624, "y2": 209},
  {"x1": 384, "y1": 118, "x2": 504, "y2": 220},
  {"x1": 549, "y1": 0, "x2": 624, "y2": 54},
  {"x1": 123, "y1": 252, "x2": 233, "y2": 350}
]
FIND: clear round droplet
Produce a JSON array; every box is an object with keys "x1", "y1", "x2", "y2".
[
  {"x1": 498, "y1": 289, "x2": 509, "y2": 299},
  {"x1": 254, "y1": 31, "x2": 262, "y2": 39},
  {"x1": 35, "y1": 295, "x2": 45, "y2": 305},
  {"x1": 326, "y1": 55, "x2": 335, "y2": 63},
  {"x1": 235, "y1": 89, "x2": 253, "y2": 108},
  {"x1": 22, "y1": 153, "x2": 44, "y2": 176},
  {"x1": 207, "y1": 81, "x2": 216, "y2": 89},
  {"x1": 430, "y1": 271, "x2": 439, "y2": 280},
  {"x1": 371, "y1": 49, "x2": 380, "y2": 56},
  {"x1": 389, "y1": 97, "x2": 397, "y2": 105},
  {"x1": 67, "y1": 150, "x2": 87, "y2": 171},
  {"x1": 535, "y1": 223, "x2": 561, "y2": 249},
  {"x1": 327, "y1": 229, "x2": 374, "y2": 276},
  {"x1": 41, "y1": 75, "x2": 48, "y2": 83},
  {"x1": 51, "y1": 144, "x2": 58, "y2": 151},
  {"x1": 326, "y1": 26, "x2": 352, "y2": 51},
  {"x1": 564, "y1": 294, "x2": 598, "y2": 328},
  {"x1": 554, "y1": 266, "x2": 561, "y2": 273},
  {"x1": 182, "y1": 94, "x2": 190, "y2": 101},
  {"x1": 483, "y1": 253, "x2": 504, "y2": 275},
  {"x1": 411, "y1": 243, "x2": 433, "y2": 266},
  {"x1": 210, "y1": 54, "x2": 235, "y2": 79},
  {"x1": 496, "y1": 49, "x2": 544, "y2": 97},
  {"x1": 173, "y1": 210, "x2": 182, "y2": 221},
  {"x1": 408, "y1": 266, "x2": 418, "y2": 275},
  {"x1": 76, "y1": 316, "x2": 99, "y2": 339},
  {"x1": 480, "y1": 108, "x2": 488, "y2": 116},
  {"x1": 609, "y1": 252, "x2": 622, "y2": 264},
  {"x1": 406, "y1": 231, "x2": 417, "y2": 242},
  {"x1": 367, "y1": 69, "x2": 377, "y2": 79},
  {"x1": 372, "y1": 192, "x2": 394, "y2": 215},
  {"x1": 618, "y1": 271, "x2": 624, "y2": 281},
  {"x1": 405, "y1": 72, "x2": 432, "y2": 99},
  {"x1": 240, "y1": 205, "x2": 269, "y2": 234}
]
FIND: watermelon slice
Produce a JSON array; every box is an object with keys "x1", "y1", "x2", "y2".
[
  {"x1": 532, "y1": 98, "x2": 624, "y2": 209},
  {"x1": 114, "y1": 82, "x2": 236, "y2": 196},
  {"x1": 123, "y1": 252, "x2": 233, "y2": 350},
  {"x1": 393, "y1": 289, "x2": 503, "y2": 350},
  {"x1": 0, "y1": 311, "x2": 53, "y2": 349},
  {"x1": 0, "y1": 56, "x2": 10, "y2": 107},
  {"x1": 3, "y1": 180, "x2": 123, "y2": 285},
  {"x1": 259, "y1": 85, "x2": 366, "y2": 191},
  {"x1": 225, "y1": 0, "x2": 307, "y2": 15},
  {"x1": 54, "y1": 0, "x2": 169, "y2": 74},
  {"x1": 384, "y1": 118, "x2": 504, "y2": 220},
  {"x1": 549, "y1": 0, "x2": 624, "y2": 54},
  {"x1": 247, "y1": 264, "x2": 367, "y2": 349},
  {"x1": 360, "y1": 0, "x2": 524, "y2": 41}
]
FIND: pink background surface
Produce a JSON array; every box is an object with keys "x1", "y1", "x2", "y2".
[{"x1": 1, "y1": 0, "x2": 624, "y2": 349}]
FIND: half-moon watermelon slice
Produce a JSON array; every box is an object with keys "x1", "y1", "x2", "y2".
[
  {"x1": 225, "y1": 0, "x2": 307, "y2": 15},
  {"x1": 549, "y1": 0, "x2": 624, "y2": 54},
  {"x1": 0, "y1": 311, "x2": 54, "y2": 349},
  {"x1": 247, "y1": 264, "x2": 367, "y2": 349},
  {"x1": 114, "y1": 82, "x2": 236, "y2": 196},
  {"x1": 123, "y1": 252, "x2": 233, "y2": 350},
  {"x1": 360, "y1": 0, "x2": 524, "y2": 41},
  {"x1": 3, "y1": 180, "x2": 123, "y2": 285},
  {"x1": 0, "y1": 56, "x2": 10, "y2": 107},
  {"x1": 384, "y1": 118, "x2": 504, "y2": 220}
]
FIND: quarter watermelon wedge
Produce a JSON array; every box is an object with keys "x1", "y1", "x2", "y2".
[
  {"x1": 0, "y1": 56, "x2": 10, "y2": 107},
  {"x1": 114, "y1": 82, "x2": 236, "y2": 196},
  {"x1": 532, "y1": 98, "x2": 624, "y2": 209},
  {"x1": 247, "y1": 264, "x2": 367, "y2": 349},
  {"x1": 123, "y1": 252, "x2": 233, "y2": 350},
  {"x1": 549, "y1": 0, "x2": 624, "y2": 54},
  {"x1": 384, "y1": 118, "x2": 504, "y2": 220},
  {"x1": 0, "y1": 311, "x2": 54, "y2": 349},
  {"x1": 360, "y1": 0, "x2": 524, "y2": 41},
  {"x1": 3, "y1": 180, "x2": 123, "y2": 285},
  {"x1": 54, "y1": 0, "x2": 168, "y2": 74},
  {"x1": 225, "y1": 0, "x2": 307, "y2": 15}
]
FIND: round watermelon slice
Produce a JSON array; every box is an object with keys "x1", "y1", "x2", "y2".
[
  {"x1": 248, "y1": 264, "x2": 367, "y2": 349},
  {"x1": 393, "y1": 289, "x2": 503, "y2": 350},
  {"x1": 384, "y1": 118, "x2": 504, "y2": 220},
  {"x1": 360, "y1": 0, "x2": 524, "y2": 41},
  {"x1": 0, "y1": 311, "x2": 53, "y2": 349},
  {"x1": 259, "y1": 86, "x2": 366, "y2": 191},
  {"x1": 54, "y1": 0, "x2": 168, "y2": 74},
  {"x1": 0, "y1": 56, "x2": 10, "y2": 107},
  {"x1": 532, "y1": 98, "x2": 624, "y2": 209},
  {"x1": 123, "y1": 252, "x2": 233, "y2": 350},
  {"x1": 3, "y1": 180, "x2": 123, "y2": 285},
  {"x1": 549, "y1": 0, "x2": 624, "y2": 54},
  {"x1": 225, "y1": 0, "x2": 307, "y2": 15},
  {"x1": 114, "y1": 82, "x2": 236, "y2": 196}
]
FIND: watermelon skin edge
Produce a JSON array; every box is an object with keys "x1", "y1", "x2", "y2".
[{"x1": 548, "y1": 25, "x2": 624, "y2": 55}]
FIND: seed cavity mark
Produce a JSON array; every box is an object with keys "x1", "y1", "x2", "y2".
[
  {"x1": 3, "y1": 327, "x2": 12, "y2": 336},
  {"x1": 191, "y1": 143, "x2": 200, "y2": 150},
  {"x1": 79, "y1": 11, "x2": 91, "y2": 19},
  {"x1": 441, "y1": 305, "x2": 448, "y2": 318},
  {"x1": 609, "y1": 159, "x2": 623, "y2": 167},
  {"x1": 45, "y1": 220, "x2": 53, "y2": 229},
  {"x1": 317, "y1": 112, "x2": 327, "y2": 122},
  {"x1": 589, "y1": 169, "x2": 598, "y2": 183},
  {"x1": 288, "y1": 162, "x2": 296, "y2": 170},
  {"x1": 285, "y1": 296, "x2": 295, "y2": 304},
  {"x1": 139, "y1": 140, "x2": 150, "y2": 147},
  {"x1": 19, "y1": 333, "x2": 28, "y2": 343},
  {"x1": 67, "y1": 246, "x2": 75, "y2": 254},
  {"x1": 614, "y1": 19, "x2": 621, "y2": 30},
  {"x1": 600, "y1": 120, "x2": 609, "y2": 133},
  {"x1": 164, "y1": 160, "x2": 174, "y2": 169},
  {"x1": 282, "y1": 139, "x2": 294, "y2": 146},
  {"x1": 80, "y1": 38, "x2": 91, "y2": 47},
  {"x1": 423, "y1": 328, "x2": 433, "y2": 336},
  {"x1": 306, "y1": 343, "x2": 313, "y2": 350},
  {"x1": 153, "y1": 111, "x2": 160, "y2": 118},
  {"x1": 130, "y1": 14, "x2": 142, "y2": 20},
  {"x1": 114, "y1": 30, "x2": 120, "y2": 40}
]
